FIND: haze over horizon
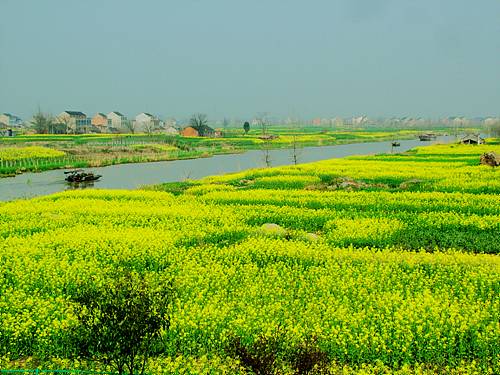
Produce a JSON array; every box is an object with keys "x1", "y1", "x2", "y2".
[{"x1": 1, "y1": 0, "x2": 499, "y2": 120}]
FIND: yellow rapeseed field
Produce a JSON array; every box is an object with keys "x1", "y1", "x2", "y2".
[
  {"x1": 0, "y1": 142, "x2": 499, "y2": 373},
  {"x1": 0, "y1": 146, "x2": 65, "y2": 161}
]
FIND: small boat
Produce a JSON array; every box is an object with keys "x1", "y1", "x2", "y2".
[
  {"x1": 419, "y1": 133, "x2": 437, "y2": 141},
  {"x1": 64, "y1": 169, "x2": 102, "y2": 183},
  {"x1": 391, "y1": 141, "x2": 400, "y2": 147}
]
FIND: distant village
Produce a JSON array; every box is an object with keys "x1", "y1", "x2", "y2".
[
  {"x1": 0, "y1": 111, "x2": 228, "y2": 137},
  {"x1": 0, "y1": 111, "x2": 499, "y2": 137}
]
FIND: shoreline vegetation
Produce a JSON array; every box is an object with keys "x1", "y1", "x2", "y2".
[
  {"x1": 0, "y1": 127, "x2": 452, "y2": 177},
  {"x1": 0, "y1": 140, "x2": 498, "y2": 374}
]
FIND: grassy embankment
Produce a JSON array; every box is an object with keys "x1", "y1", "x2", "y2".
[
  {"x1": 0, "y1": 141, "x2": 498, "y2": 373},
  {"x1": 0, "y1": 127, "x2": 440, "y2": 176}
]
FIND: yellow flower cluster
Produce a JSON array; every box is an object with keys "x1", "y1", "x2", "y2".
[{"x1": 0, "y1": 146, "x2": 66, "y2": 161}]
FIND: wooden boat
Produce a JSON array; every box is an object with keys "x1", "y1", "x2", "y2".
[
  {"x1": 419, "y1": 133, "x2": 437, "y2": 141},
  {"x1": 64, "y1": 169, "x2": 102, "y2": 183},
  {"x1": 391, "y1": 142, "x2": 400, "y2": 147}
]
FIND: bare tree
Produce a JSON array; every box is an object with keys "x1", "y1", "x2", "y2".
[
  {"x1": 487, "y1": 120, "x2": 500, "y2": 137},
  {"x1": 256, "y1": 112, "x2": 269, "y2": 136},
  {"x1": 291, "y1": 135, "x2": 301, "y2": 165},
  {"x1": 189, "y1": 113, "x2": 208, "y2": 129},
  {"x1": 143, "y1": 120, "x2": 156, "y2": 135},
  {"x1": 124, "y1": 120, "x2": 136, "y2": 134},
  {"x1": 290, "y1": 120, "x2": 302, "y2": 165},
  {"x1": 190, "y1": 113, "x2": 211, "y2": 136},
  {"x1": 57, "y1": 115, "x2": 73, "y2": 134},
  {"x1": 31, "y1": 109, "x2": 53, "y2": 134},
  {"x1": 262, "y1": 140, "x2": 272, "y2": 167}
]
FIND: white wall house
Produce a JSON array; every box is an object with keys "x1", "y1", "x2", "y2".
[
  {"x1": 107, "y1": 111, "x2": 129, "y2": 132},
  {"x1": 0, "y1": 113, "x2": 23, "y2": 127},
  {"x1": 56, "y1": 111, "x2": 91, "y2": 133},
  {"x1": 164, "y1": 125, "x2": 179, "y2": 135},
  {"x1": 135, "y1": 112, "x2": 160, "y2": 133},
  {"x1": 161, "y1": 118, "x2": 179, "y2": 134}
]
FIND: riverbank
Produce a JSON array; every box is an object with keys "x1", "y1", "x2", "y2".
[
  {"x1": 0, "y1": 128, "x2": 443, "y2": 177},
  {"x1": 0, "y1": 135, "x2": 457, "y2": 201}
]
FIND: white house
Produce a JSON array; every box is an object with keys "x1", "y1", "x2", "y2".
[
  {"x1": 0, "y1": 113, "x2": 23, "y2": 127},
  {"x1": 56, "y1": 111, "x2": 91, "y2": 133},
  {"x1": 135, "y1": 112, "x2": 160, "y2": 133},
  {"x1": 164, "y1": 125, "x2": 179, "y2": 135},
  {"x1": 107, "y1": 111, "x2": 129, "y2": 132}
]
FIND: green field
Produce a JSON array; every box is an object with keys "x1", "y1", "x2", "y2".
[{"x1": 0, "y1": 141, "x2": 498, "y2": 373}]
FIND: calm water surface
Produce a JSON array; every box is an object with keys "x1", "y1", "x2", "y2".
[{"x1": 0, "y1": 136, "x2": 456, "y2": 201}]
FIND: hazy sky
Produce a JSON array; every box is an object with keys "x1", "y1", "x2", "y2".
[{"x1": 1, "y1": 0, "x2": 499, "y2": 120}]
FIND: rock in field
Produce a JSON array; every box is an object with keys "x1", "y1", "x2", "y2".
[
  {"x1": 480, "y1": 152, "x2": 500, "y2": 167},
  {"x1": 260, "y1": 223, "x2": 287, "y2": 237}
]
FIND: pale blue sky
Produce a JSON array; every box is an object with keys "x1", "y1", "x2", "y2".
[{"x1": 1, "y1": 0, "x2": 499, "y2": 120}]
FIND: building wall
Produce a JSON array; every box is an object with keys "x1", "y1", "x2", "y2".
[
  {"x1": 165, "y1": 126, "x2": 179, "y2": 135},
  {"x1": 57, "y1": 112, "x2": 90, "y2": 133},
  {"x1": 135, "y1": 114, "x2": 161, "y2": 133},
  {"x1": 57, "y1": 113, "x2": 77, "y2": 131},
  {"x1": 135, "y1": 113, "x2": 152, "y2": 132},
  {"x1": 181, "y1": 127, "x2": 199, "y2": 137},
  {"x1": 91, "y1": 114, "x2": 108, "y2": 127},
  {"x1": 0, "y1": 114, "x2": 22, "y2": 127},
  {"x1": 135, "y1": 113, "x2": 153, "y2": 123},
  {"x1": 107, "y1": 112, "x2": 127, "y2": 130},
  {"x1": 0, "y1": 114, "x2": 9, "y2": 126}
]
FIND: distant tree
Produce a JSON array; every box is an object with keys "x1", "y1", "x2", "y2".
[
  {"x1": 123, "y1": 120, "x2": 136, "y2": 134},
  {"x1": 291, "y1": 135, "x2": 301, "y2": 165},
  {"x1": 263, "y1": 141, "x2": 272, "y2": 167},
  {"x1": 222, "y1": 117, "x2": 229, "y2": 137},
  {"x1": 290, "y1": 120, "x2": 302, "y2": 165},
  {"x1": 190, "y1": 113, "x2": 208, "y2": 128},
  {"x1": 255, "y1": 113, "x2": 269, "y2": 135},
  {"x1": 31, "y1": 109, "x2": 54, "y2": 134},
  {"x1": 72, "y1": 271, "x2": 174, "y2": 375},
  {"x1": 143, "y1": 120, "x2": 156, "y2": 135},
  {"x1": 52, "y1": 121, "x2": 68, "y2": 134},
  {"x1": 243, "y1": 121, "x2": 250, "y2": 134},
  {"x1": 56, "y1": 115, "x2": 72, "y2": 134},
  {"x1": 189, "y1": 113, "x2": 210, "y2": 135},
  {"x1": 488, "y1": 121, "x2": 500, "y2": 137}
]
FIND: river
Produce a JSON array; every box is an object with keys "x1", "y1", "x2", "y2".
[{"x1": 0, "y1": 136, "x2": 456, "y2": 201}]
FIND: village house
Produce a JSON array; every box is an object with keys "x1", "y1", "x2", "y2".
[
  {"x1": 135, "y1": 112, "x2": 161, "y2": 133},
  {"x1": 164, "y1": 125, "x2": 179, "y2": 135},
  {"x1": 162, "y1": 118, "x2": 178, "y2": 135},
  {"x1": 461, "y1": 134, "x2": 485, "y2": 145},
  {"x1": 56, "y1": 111, "x2": 91, "y2": 133},
  {"x1": 181, "y1": 124, "x2": 216, "y2": 137},
  {"x1": 0, "y1": 113, "x2": 23, "y2": 128},
  {"x1": 91, "y1": 113, "x2": 109, "y2": 133},
  {"x1": 180, "y1": 126, "x2": 199, "y2": 137},
  {"x1": 197, "y1": 124, "x2": 215, "y2": 137},
  {"x1": 164, "y1": 118, "x2": 177, "y2": 128},
  {"x1": 107, "y1": 111, "x2": 128, "y2": 132}
]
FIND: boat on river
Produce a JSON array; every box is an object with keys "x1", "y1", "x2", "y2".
[
  {"x1": 64, "y1": 170, "x2": 102, "y2": 183},
  {"x1": 419, "y1": 133, "x2": 437, "y2": 141}
]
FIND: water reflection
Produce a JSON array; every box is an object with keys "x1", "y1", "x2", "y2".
[{"x1": 66, "y1": 181, "x2": 97, "y2": 191}]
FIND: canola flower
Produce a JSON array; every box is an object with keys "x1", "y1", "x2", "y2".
[
  {"x1": 0, "y1": 142, "x2": 499, "y2": 374},
  {"x1": 0, "y1": 146, "x2": 65, "y2": 161}
]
